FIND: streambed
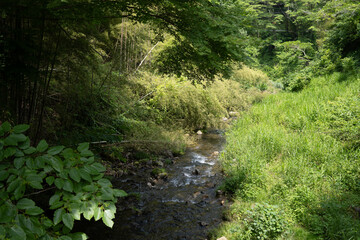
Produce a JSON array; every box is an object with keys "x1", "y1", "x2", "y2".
[{"x1": 77, "y1": 132, "x2": 226, "y2": 240}]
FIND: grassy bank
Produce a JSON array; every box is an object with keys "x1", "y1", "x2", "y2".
[{"x1": 214, "y1": 72, "x2": 360, "y2": 239}]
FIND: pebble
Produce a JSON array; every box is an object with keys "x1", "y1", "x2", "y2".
[{"x1": 217, "y1": 237, "x2": 228, "y2": 240}]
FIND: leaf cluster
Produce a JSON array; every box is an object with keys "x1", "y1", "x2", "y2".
[{"x1": 0, "y1": 122, "x2": 126, "y2": 240}]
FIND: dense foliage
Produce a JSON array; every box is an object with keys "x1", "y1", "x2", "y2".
[
  {"x1": 0, "y1": 122, "x2": 126, "y2": 239},
  {"x1": 1, "y1": 0, "x2": 360, "y2": 239}
]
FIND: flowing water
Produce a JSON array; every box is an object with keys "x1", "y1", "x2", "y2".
[{"x1": 78, "y1": 132, "x2": 226, "y2": 240}]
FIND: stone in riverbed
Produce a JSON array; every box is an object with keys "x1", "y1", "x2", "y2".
[
  {"x1": 193, "y1": 168, "x2": 200, "y2": 175},
  {"x1": 217, "y1": 237, "x2": 228, "y2": 240},
  {"x1": 199, "y1": 221, "x2": 208, "y2": 227}
]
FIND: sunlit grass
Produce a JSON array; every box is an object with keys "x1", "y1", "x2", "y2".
[{"x1": 215, "y1": 72, "x2": 360, "y2": 239}]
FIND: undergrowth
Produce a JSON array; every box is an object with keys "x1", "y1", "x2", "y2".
[{"x1": 214, "y1": 72, "x2": 360, "y2": 239}]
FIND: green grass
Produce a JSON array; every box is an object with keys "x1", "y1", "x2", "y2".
[{"x1": 215, "y1": 72, "x2": 360, "y2": 239}]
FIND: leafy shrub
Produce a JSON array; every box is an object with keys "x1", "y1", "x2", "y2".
[
  {"x1": 318, "y1": 95, "x2": 360, "y2": 148},
  {"x1": 244, "y1": 203, "x2": 287, "y2": 240},
  {"x1": 0, "y1": 122, "x2": 126, "y2": 239},
  {"x1": 231, "y1": 64, "x2": 270, "y2": 91}
]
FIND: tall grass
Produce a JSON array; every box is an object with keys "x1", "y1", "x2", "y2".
[{"x1": 215, "y1": 72, "x2": 360, "y2": 239}]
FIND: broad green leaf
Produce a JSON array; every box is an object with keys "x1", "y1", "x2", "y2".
[
  {"x1": 59, "y1": 236, "x2": 72, "y2": 240},
  {"x1": 53, "y1": 208, "x2": 64, "y2": 225},
  {"x1": 102, "y1": 211, "x2": 114, "y2": 228},
  {"x1": 24, "y1": 147, "x2": 36, "y2": 155},
  {"x1": 93, "y1": 206, "x2": 103, "y2": 221},
  {"x1": 19, "y1": 214, "x2": 35, "y2": 233},
  {"x1": 17, "y1": 198, "x2": 36, "y2": 209},
  {"x1": 49, "y1": 201, "x2": 63, "y2": 210},
  {"x1": 14, "y1": 157, "x2": 25, "y2": 169},
  {"x1": 48, "y1": 156, "x2": 63, "y2": 172},
  {"x1": 46, "y1": 176, "x2": 55, "y2": 185},
  {"x1": 1, "y1": 121, "x2": 11, "y2": 132},
  {"x1": 82, "y1": 184, "x2": 97, "y2": 192},
  {"x1": 97, "y1": 178, "x2": 112, "y2": 187},
  {"x1": 10, "y1": 134, "x2": 27, "y2": 143},
  {"x1": 71, "y1": 208, "x2": 81, "y2": 220},
  {"x1": 91, "y1": 163, "x2": 106, "y2": 172},
  {"x1": 4, "y1": 147, "x2": 16, "y2": 158},
  {"x1": 26, "y1": 157, "x2": 36, "y2": 169},
  {"x1": 77, "y1": 142, "x2": 89, "y2": 153},
  {"x1": 100, "y1": 188, "x2": 114, "y2": 201},
  {"x1": 69, "y1": 168, "x2": 81, "y2": 182},
  {"x1": 18, "y1": 138, "x2": 30, "y2": 150},
  {"x1": 25, "y1": 206, "x2": 44, "y2": 215},
  {"x1": 62, "y1": 213, "x2": 74, "y2": 229},
  {"x1": 58, "y1": 171, "x2": 68, "y2": 180},
  {"x1": 79, "y1": 169, "x2": 92, "y2": 182},
  {"x1": 36, "y1": 140, "x2": 48, "y2": 152},
  {"x1": 83, "y1": 165, "x2": 99, "y2": 175},
  {"x1": 68, "y1": 232, "x2": 88, "y2": 240},
  {"x1": 42, "y1": 217, "x2": 53, "y2": 228},
  {"x1": 29, "y1": 180, "x2": 43, "y2": 190},
  {"x1": 62, "y1": 148, "x2": 75, "y2": 159},
  {"x1": 34, "y1": 156, "x2": 46, "y2": 168},
  {"x1": 13, "y1": 124, "x2": 30, "y2": 133},
  {"x1": 0, "y1": 170, "x2": 9, "y2": 181},
  {"x1": 106, "y1": 204, "x2": 116, "y2": 218},
  {"x1": 14, "y1": 183, "x2": 25, "y2": 200},
  {"x1": 47, "y1": 146, "x2": 65, "y2": 155},
  {"x1": 83, "y1": 205, "x2": 94, "y2": 220},
  {"x1": 26, "y1": 174, "x2": 43, "y2": 190},
  {"x1": 80, "y1": 150, "x2": 93, "y2": 157},
  {"x1": 63, "y1": 179, "x2": 73, "y2": 192},
  {"x1": 7, "y1": 177, "x2": 21, "y2": 192},
  {"x1": 14, "y1": 149, "x2": 24, "y2": 157},
  {"x1": 0, "y1": 202, "x2": 16, "y2": 223},
  {"x1": 10, "y1": 225, "x2": 26, "y2": 240},
  {"x1": 4, "y1": 135, "x2": 17, "y2": 146},
  {"x1": 113, "y1": 189, "x2": 128, "y2": 197},
  {"x1": 54, "y1": 178, "x2": 64, "y2": 189},
  {"x1": 49, "y1": 194, "x2": 60, "y2": 206}
]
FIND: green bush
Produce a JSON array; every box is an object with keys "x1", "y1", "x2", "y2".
[
  {"x1": 0, "y1": 122, "x2": 127, "y2": 239},
  {"x1": 244, "y1": 203, "x2": 287, "y2": 240},
  {"x1": 318, "y1": 95, "x2": 360, "y2": 148}
]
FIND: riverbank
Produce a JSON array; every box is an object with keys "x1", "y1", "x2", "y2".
[{"x1": 212, "y1": 72, "x2": 360, "y2": 239}]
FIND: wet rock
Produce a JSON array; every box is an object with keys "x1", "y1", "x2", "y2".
[
  {"x1": 199, "y1": 221, "x2": 208, "y2": 227},
  {"x1": 154, "y1": 160, "x2": 164, "y2": 167},
  {"x1": 164, "y1": 150, "x2": 173, "y2": 158},
  {"x1": 205, "y1": 182, "x2": 215, "y2": 188},
  {"x1": 197, "y1": 130, "x2": 203, "y2": 135},
  {"x1": 193, "y1": 168, "x2": 200, "y2": 175},
  {"x1": 193, "y1": 191, "x2": 201, "y2": 198},
  {"x1": 151, "y1": 168, "x2": 167, "y2": 179},
  {"x1": 217, "y1": 237, "x2": 228, "y2": 240},
  {"x1": 202, "y1": 194, "x2": 209, "y2": 200},
  {"x1": 158, "y1": 172, "x2": 168, "y2": 179}
]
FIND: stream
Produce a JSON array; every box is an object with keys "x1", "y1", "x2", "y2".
[{"x1": 77, "y1": 132, "x2": 226, "y2": 240}]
